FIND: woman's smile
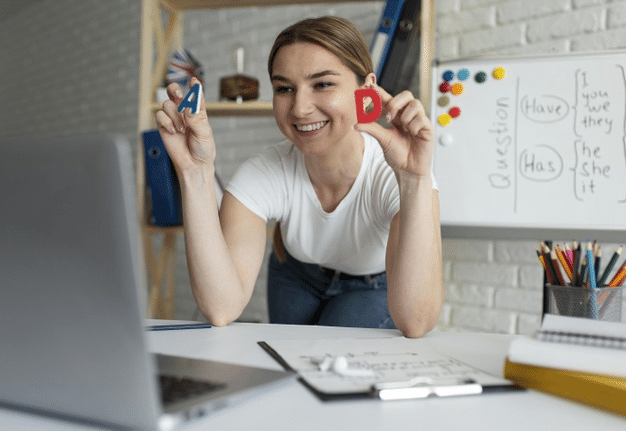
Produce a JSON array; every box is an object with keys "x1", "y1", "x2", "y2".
[{"x1": 295, "y1": 120, "x2": 329, "y2": 133}]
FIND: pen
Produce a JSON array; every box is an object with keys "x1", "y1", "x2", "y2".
[{"x1": 147, "y1": 322, "x2": 213, "y2": 331}]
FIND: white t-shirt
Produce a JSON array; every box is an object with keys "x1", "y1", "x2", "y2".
[{"x1": 227, "y1": 132, "x2": 434, "y2": 275}]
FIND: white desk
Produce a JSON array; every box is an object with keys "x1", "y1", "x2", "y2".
[{"x1": 2, "y1": 323, "x2": 625, "y2": 430}]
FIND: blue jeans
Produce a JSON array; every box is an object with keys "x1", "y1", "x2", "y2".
[{"x1": 267, "y1": 248, "x2": 396, "y2": 329}]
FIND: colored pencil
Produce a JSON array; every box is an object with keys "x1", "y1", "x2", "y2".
[
  {"x1": 580, "y1": 255, "x2": 588, "y2": 287},
  {"x1": 564, "y1": 242, "x2": 574, "y2": 271},
  {"x1": 608, "y1": 260, "x2": 626, "y2": 287},
  {"x1": 536, "y1": 249, "x2": 555, "y2": 285},
  {"x1": 550, "y1": 250, "x2": 567, "y2": 285},
  {"x1": 541, "y1": 243, "x2": 559, "y2": 285},
  {"x1": 572, "y1": 242, "x2": 582, "y2": 286},
  {"x1": 586, "y1": 243, "x2": 597, "y2": 290},
  {"x1": 598, "y1": 246, "x2": 622, "y2": 286},
  {"x1": 555, "y1": 245, "x2": 573, "y2": 282}
]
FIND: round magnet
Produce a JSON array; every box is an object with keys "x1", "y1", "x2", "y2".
[
  {"x1": 439, "y1": 81, "x2": 451, "y2": 93},
  {"x1": 449, "y1": 106, "x2": 461, "y2": 118},
  {"x1": 475, "y1": 71, "x2": 487, "y2": 83},
  {"x1": 442, "y1": 70, "x2": 455, "y2": 81},
  {"x1": 439, "y1": 133, "x2": 454, "y2": 146},
  {"x1": 493, "y1": 67, "x2": 506, "y2": 80},
  {"x1": 457, "y1": 68, "x2": 470, "y2": 81},
  {"x1": 438, "y1": 113, "x2": 452, "y2": 126},
  {"x1": 451, "y1": 83, "x2": 464, "y2": 95},
  {"x1": 437, "y1": 95, "x2": 450, "y2": 107}
]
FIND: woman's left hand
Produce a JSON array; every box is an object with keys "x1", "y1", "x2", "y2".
[{"x1": 355, "y1": 83, "x2": 434, "y2": 178}]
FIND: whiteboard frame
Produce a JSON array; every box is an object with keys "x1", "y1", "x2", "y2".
[{"x1": 431, "y1": 51, "x2": 626, "y2": 241}]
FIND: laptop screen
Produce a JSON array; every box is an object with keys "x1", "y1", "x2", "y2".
[{"x1": 0, "y1": 134, "x2": 161, "y2": 430}]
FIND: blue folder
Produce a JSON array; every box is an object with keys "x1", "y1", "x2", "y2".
[
  {"x1": 370, "y1": 0, "x2": 406, "y2": 79},
  {"x1": 142, "y1": 130, "x2": 182, "y2": 226}
]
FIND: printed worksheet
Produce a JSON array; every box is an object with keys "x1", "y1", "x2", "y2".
[{"x1": 260, "y1": 337, "x2": 513, "y2": 397}]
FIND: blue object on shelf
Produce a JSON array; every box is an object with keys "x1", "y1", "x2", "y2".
[{"x1": 142, "y1": 130, "x2": 182, "y2": 226}]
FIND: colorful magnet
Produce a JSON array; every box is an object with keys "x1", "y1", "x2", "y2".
[
  {"x1": 451, "y1": 83, "x2": 464, "y2": 95},
  {"x1": 439, "y1": 82, "x2": 451, "y2": 93},
  {"x1": 354, "y1": 88, "x2": 382, "y2": 123},
  {"x1": 438, "y1": 113, "x2": 452, "y2": 126},
  {"x1": 437, "y1": 95, "x2": 450, "y2": 107},
  {"x1": 449, "y1": 106, "x2": 461, "y2": 118},
  {"x1": 178, "y1": 83, "x2": 203, "y2": 114},
  {"x1": 493, "y1": 67, "x2": 506, "y2": 80},
  {"x1": 457, "y1": 68, "x2": 470, "y2": 81},
  {"x1": 442, "y1": 70, "x2": 455, "y2": 82},
  {"x1": 475, "y1": 71, "x2": 487, "y2": 83}
]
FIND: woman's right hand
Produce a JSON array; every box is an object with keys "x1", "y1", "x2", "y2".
[{"x1": 155, "y1": 77, "x2": 216, "y2": 174}]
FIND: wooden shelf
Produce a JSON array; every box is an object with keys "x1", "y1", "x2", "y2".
[
  {"x1": 151, "y1": 100, "x2": 273, "y2": 116},
  {"x1": 163, "y1": 0, "x2": 367, "y2": 11},
  {"x1": 145, "y1": 225, "x2": 184, "y2": 234}
]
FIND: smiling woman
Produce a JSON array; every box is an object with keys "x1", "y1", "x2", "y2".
[{"x1": 155, "y1": 16, "x2": 444, "y2": 338}]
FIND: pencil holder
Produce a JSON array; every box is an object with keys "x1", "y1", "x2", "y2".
[{"x1": 547, "y1": 285, "x2": 623, "y2": 322}]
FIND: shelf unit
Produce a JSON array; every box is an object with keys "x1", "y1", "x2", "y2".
[{"x1": 137, "y1": 0, "x2": 434, "y2": 319}]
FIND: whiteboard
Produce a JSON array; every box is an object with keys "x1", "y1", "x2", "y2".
[{"x1": 430, "y1": 52, "x2": 626, "y2": 239}]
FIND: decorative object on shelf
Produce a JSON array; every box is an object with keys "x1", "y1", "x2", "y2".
[
  {"x1": 220, "y1": 44, "x2": 259, "y2": 102},
  {"x1": 166, "y1": 48, "x2": 204, "y2": 91}
]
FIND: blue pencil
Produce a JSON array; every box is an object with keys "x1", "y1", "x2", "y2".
[
  {"x1": 587, "y1": 243, "x2": 597, "y2": 290},
  {"x1": 586, "y1": 243, "x2": 598, "y2": 320}
]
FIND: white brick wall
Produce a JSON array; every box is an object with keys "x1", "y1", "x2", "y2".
[
  {"x1": 0, "y1": 0, "x2": 140, "y2": 140},
  {"x1": 2, "y1": 0, "x2": 625, "y2": 333}
]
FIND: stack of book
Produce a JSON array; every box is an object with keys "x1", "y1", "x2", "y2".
[{"x1": 504, "y1": 315, "x2": 626, "y2": 416}]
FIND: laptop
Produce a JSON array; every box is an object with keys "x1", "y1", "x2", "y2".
[{"x1": 0, "y1": 134, "x2": 294, "y2": 430}]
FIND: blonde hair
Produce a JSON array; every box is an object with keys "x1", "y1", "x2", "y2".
[{"x1": 268, "y1": 16, "x2": 373, "y2": 85}]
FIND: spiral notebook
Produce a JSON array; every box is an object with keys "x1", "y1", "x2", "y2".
[{"x1": 535, "y1": 315, "x2": 626, "y2": 349}]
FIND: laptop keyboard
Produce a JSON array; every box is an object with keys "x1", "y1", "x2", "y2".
[{"x1": 159, "y1": 374, "x2": 227, "y2": 406}]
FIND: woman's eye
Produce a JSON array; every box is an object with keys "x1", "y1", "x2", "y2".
[
  {"x1": 314, "y1": 81, "x2": 334, "y2": 90},
  {"x1": 274, "y1": 86, "x2": 292, "y2": 94}
]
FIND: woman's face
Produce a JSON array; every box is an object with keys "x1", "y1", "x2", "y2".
[{"x1": 271, "y1": 42, "x2": 369, "y2": 155}]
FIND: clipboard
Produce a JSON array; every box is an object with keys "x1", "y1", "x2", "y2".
[{"x1": 258, "y1": 337, "x2": 521, "y2": 401}]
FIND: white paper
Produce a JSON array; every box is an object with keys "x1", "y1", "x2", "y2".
[
  {"x1": 540, "y1": 315, "x2": 626, "y2": 339},
  {"x1": 507, "y1": 335, "x2": 626, "y2": 378},
  {"x1": 262, "y1": 337, "x2": 510, "y2": 395}
]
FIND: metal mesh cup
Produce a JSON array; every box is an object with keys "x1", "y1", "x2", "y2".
[{"x1": 547, "y1": 285, "x2": 623, "y2": 322}]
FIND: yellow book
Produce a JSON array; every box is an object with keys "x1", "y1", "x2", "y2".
[
  {"x1": 503, "y1": 359, "x2": 626, "y2": 416},
  {"x1": 504, "y1": 315, "x2": 626, "y2": 416}
]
